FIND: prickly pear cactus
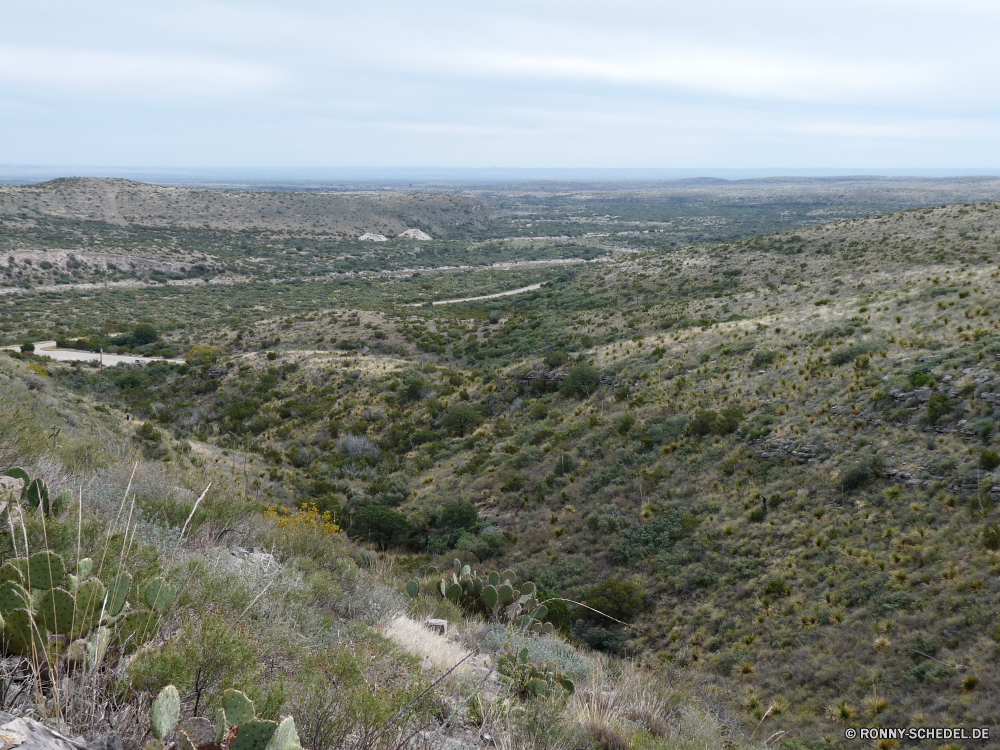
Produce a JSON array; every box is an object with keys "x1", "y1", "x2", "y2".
[
  {"x1": 4, "y1": 468, "x2": 66, "y2": 516},
  {"x1": 0, "y1": 550, "x2": 173, "y2": 663},
  {"x1": 233, "y1": 720, "x2": 278, "y2": 750},
  {"x1": 27, "y1": 551, "x2": 65, "y2": 590},
  {"x1": 144, "y1": 577, "x2": 177, "y2": 614},
  {"x1": 222, "y1": 689, "x2": 256, "y2": 726},
  {"x1": 405, "y1": 579, "x2": 419, "y2": 599},
  {"x1": 38, "y1": 587, "x2": 75, "y2": 635},
  {"x1": 151, "y1": 684, "x2": 180, "y2": 740}
]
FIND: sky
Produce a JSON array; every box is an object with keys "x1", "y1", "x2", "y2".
[{"x1": 2, "y1": 0, "x2": 999, "y2": 172}]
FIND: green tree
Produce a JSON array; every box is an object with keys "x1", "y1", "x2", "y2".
[
  {"x1": 558, "y1": 362, "x2": 601, "y2": 398},
  {"x1": 442, "y1": 403, "x2": 480, "y2": 436},
  {"x1": 583, "y1": 577, "x2": 645, "y2": 623},
  {"x1": 348, "y1": 506, "x2": 412, "y2": 547},
  {"x1": 980, "y1": 449, "x2": 1000, "y2": 472},
  {"x1": 19, "y1": 342, "x2": 34, "y2": 353},
  {"x1": 132, "y1": 324, "x2": 160, "y2": 345}
]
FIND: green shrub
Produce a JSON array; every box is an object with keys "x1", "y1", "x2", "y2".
[
  {"x1": 583, "y1": 577, "x2": 645, "y2": 623},
  {"x1": 752, "y1": 350, "x2": 775, "y2": 368},
  {"x1": 348, "y1": 506, "x2": 412, "y2": 547},
  {"x1": 980, "y1": 449, "x2": 1000, "y2": 472},
  {"x1": 927, "y1": 393, "x2": 951, "y2": 424},
  {"x1": 685, "y1": 406, "x2": 743, "y2": 437},
  {"x1": 558, "y1": 362, "x2": 600, "y2": 398},
  {"x1": 442, "y1": 403, "x2": 480, "y2": 436}
]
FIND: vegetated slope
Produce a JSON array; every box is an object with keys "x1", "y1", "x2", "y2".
[
  {"x1": 0, "y1": 177, "x2": 489, "y2": 236},
  {"x1": 46, "y1": 200, "x2": 1000, "y2": 747},
  {"x1": 0, "y1": 340, "x2": 753, "y2": 750}
]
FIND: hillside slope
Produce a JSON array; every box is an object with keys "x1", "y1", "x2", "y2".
[
  {"x1": 37, "y1": 199, "x2": 1000, "y2": 748},
  {"x1": 0, "y1": 178, "x2": 490, "y2": 236}
]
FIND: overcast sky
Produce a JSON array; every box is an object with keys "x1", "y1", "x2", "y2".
[{"x1": 2, "y1": 0, "x2": 998, "y2": 170}]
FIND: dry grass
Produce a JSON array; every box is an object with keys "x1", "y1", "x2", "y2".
[{"x1": 379, "y1": 614, "x2": 473, "y2": 676}]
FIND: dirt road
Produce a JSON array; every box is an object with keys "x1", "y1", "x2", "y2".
[{"x1": 3, "y1": 341, "x2": 185, "y2": 365}]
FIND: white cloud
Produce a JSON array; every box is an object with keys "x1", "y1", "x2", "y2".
[{"x1": 0, "y1": 44, "x2": 279, "y2": 99}]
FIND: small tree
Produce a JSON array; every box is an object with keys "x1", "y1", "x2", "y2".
[
  {"x1": 443, "y1": 403, "x2": 480, "y2": 436},
  {"x1": 558, "y1": 363, "x2": 601, "y2": 398},
  {"x1": 19, "y1": 342, "x2": 34, "y2": 353},
  {"x1": 132, "y1": 324, "x2": 159, "y2": 345},
  {"x1": 348, "y1": 506, "x2": 412, "y2": 547}
]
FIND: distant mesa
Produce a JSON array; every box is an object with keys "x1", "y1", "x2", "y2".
[
  {"x1": 357, "y1": 233, "x2": 388, "y2": 242},
  {"x1": 398, "y1": 228, "x2": 432, "y2": 240}
]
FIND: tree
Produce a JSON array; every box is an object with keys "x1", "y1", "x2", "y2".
[
  {"x1": 442, "y1": 403, "x2": 479, "y2": 436},
  {"x1": 348, "y1": 506, "x2": 412, "y2": 547},
  {"x1": 19, "y1": 342, "x2": 34, "y2": 353},
  {"x1": 583, "y1": 577, "x2": 645, "y2": 623},
  {"x1": 132, "y1": 324, "x2": 159, "y2": 345},
  {"x1": 558, "y1": 363, "x2": 601, "y2": 398}
]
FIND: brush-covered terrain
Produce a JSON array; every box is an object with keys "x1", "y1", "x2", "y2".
[{"x1": 5, "y1": 179, "x2": 1000, "y2": 749}]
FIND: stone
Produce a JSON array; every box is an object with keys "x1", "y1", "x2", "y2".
[
  {"x1": 357, "y1": 233, "x2": 388, "y2": 242},
  {"x1": 0, "y1": 477, "x2": 23, "y2": 496},
  {"x1": 425, "y1": 618, "x2": 447, "y2": 635},
  {"x1": 397, "y1": 229, "x2": 432, "y2": 240}
]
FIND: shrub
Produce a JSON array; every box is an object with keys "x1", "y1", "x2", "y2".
[
  {"x1": 763, "y1": 577, "x2": 791, "y2": 598},
  {"x1": 614, "y1": 414, "x2": 635, "y2": 436},
  {"x1": 348, "y1": 506, "x2": 412, "y2": 547},
  {"x1": 442, "y1": 403, "x2": 480, "y2": 436},
  {"x1": 19, "y1": 342, "x2": 34, "y2": 353},
  {"x1": 338, "y1": 433, "x2": 380, "y2": 458},
  {"x1": 829, "y1": 339, "x2": 885, "y2": 366},
  {"x1": 686, "y1": 406, "x2": 743, "y2": 437},
  {"x1": 752, "y1": 350, "x2": 775, "y2": 368},
  {"x1": 980, "y1": 449, "x2": 1000, "y2": 472},
  {"x1": 132, "y1": 324, "x2": 159, "y2": 345},
  {"x1": 927, "y1": 393, "x2": 951, "y2": 424},
  {"x1": 583, "y1": 577, "x2": 645, "y2": 623},
  {"x1": 186, "y1": 343, "x2": 224, "y2": 365},
  {"x1": 558, "y1": 362, "x2": 601, "y2": 398}
]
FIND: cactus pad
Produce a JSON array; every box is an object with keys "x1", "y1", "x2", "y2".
[
  {"x1": 105, "y1": 573, "x2": 131, "y2": 618},
  {"x1": 527, "y1": 679, "x2": 549, "y2": 697},
  {"x1": 0, "y1": 582, "x2": 29, "y2": 617},
  {"x1": 232, "y1": 721, "x2": 278, "y2": 750},
  {"x1": 265, "y1": 717, "x2": 301, "y2": 750},
  {"x1": 39, "y1": 587, "x2": 76, "y2": 635},
  {"x1": 151, "y1": 684, "x2": 181, "y2": 740},
  {"x1": 115, "y1": 609, "x2": 158, "y2": 652},
  {"x1": 73, "y1": 578, "x2": 107, "y2": 635},
  {"x1": 176, "y1": 731, "x2": 195, "y2": 750},
  {"x1": 446, "y1": 583, "x2": 462, "y2": 602},
  {"x1": 488, "y1": 571, "x2": 500, "y2": 586},
  {"x1": 143, "y1": 577, "x2": 177, "y2": 613},
  {"x1": 436, "y1": 579, "x2": 446, "y2": 597},
  {"x1": 3, "y1": 608, "x2": 40, "y2": 655},
  {"x1": 519, "y1": 582, "x2": 536, "y2": 597},
  {"x1": 214, "y1": 708, "x2": 228, "y2": 744},
  {"x1": 143, "y1": 740, "x2": 165, "y2": 750},
  {"x1": 222, "y1": 689, "x2": 256, "y2": 726},
  {"x1": 77, "y1": 558, "x2": 94, "y2": 579},
  {"x1": 25, "y1": 478, "x2": 48, "y2": 511},
  {"x1": 481, "y1": 585, "x2": 498, "y2": 609},
  {"x1": 27, "y1": 551, "x2": 65, "y2": 590},
  {"x1": 501, "y1": 569, "x2": 516, "y2": 584},
  {"x1": 532, "y1": 604, "x2": 548, "y2": 620},
  {"x1": 0, "y1": 564, "x2": 23, "y2": 586},
  {"x1": 541, "y1": 622, "x2": 554, "y2": 635},
  {"x1": 405, "y1": 580, "x2": 419, "y2": 599},
  {"x1": 497, "y1": 584, "x2": 515, "y2": 606},
  {"x1": 453, "y1": 558, "x2": 461, "y2": 575},
  {"x1": 87, "y1": 625, "x2": 112, "y2": 665}
]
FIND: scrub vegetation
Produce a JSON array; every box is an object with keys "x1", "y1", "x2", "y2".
[{"x1": 4, "y1": 177, "x2": 1000, "y2": 749}]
